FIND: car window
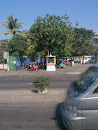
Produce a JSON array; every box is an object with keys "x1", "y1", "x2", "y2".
[
  {"x1": 93, "y1": 87, "x2": 98, "y2": 94},
  {"x1": 73, "y1": 66, "x2": 98, "y2": 93}
]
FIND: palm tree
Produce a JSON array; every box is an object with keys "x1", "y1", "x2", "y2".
[{"x1": 0, "y1": 16, "x2": 24, "y2": 35}]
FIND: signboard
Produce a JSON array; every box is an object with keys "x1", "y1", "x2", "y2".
[{"x1": 3, "y1": 51, "x2": 9, "y2": 59}]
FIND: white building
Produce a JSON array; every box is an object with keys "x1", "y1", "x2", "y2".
[{"x1": 82, "y1": 55, "x2": 92, "y2": 64}]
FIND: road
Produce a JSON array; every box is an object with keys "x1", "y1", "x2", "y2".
[
  {"x1": 0, "y1": 71, "x2": 79, "y2": 91},
  {"x1": 0, "y1": 64, "x2": 92, "y2": 130},
  {"x1": 0, "y1": 101, "x2": 66, "y2": 130},
  {"x1": 0, "y1": 71, "x2": 72, "y2": 130}
]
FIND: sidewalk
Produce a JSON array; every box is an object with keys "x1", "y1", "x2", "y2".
[{"x1": 0, "y1": 89, "x2": 66, "y2": 102}]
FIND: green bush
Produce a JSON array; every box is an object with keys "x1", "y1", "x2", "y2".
[{"x1": 32, "y1": 76, "x2": 50, "y2": 89}]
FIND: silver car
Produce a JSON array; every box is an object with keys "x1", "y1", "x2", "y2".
[{"x1": 61, "y1": 65, "x2": 98, "y2": 130}]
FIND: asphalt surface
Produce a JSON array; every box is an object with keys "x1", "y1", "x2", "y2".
[
  {"x1": 0, "y1": 75, "x2": 76, "y2": 90},
  {"x1": 0, "y1": 63, "x2": 94, "y2": 130},
  {"x1": 0, "y1": 102, "x2": 64, "y2": 130}
]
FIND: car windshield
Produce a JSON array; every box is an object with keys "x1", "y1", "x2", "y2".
[{"x1": 73, "y1": 66, "x2": 98, "y2": 93}]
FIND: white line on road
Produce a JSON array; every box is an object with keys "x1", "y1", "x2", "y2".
[{"x1": 27, "y1": 83, "x2": 33, "y2": 85}]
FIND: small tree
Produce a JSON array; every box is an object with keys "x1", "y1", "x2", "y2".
[
  {"x1": 32, "y1": 76, "x2": 50, "y2": 89},
  {"x1": 32, "y1": 76, "x2": 50, "y2": 94}
]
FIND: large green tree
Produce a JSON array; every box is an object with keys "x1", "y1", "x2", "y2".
[
  {"x1": 18, "y1": 30, "x2": 32, "y2": 57},
  {"x1": 7, "y1": 34, "x2": 27, "y2": 58},
  {"x1": 72, "y1": 28, "x2": 96, "y2": 56},
  {"x1": 0, "y1": 39, "x2": 9, "y2": 51},
  {"x1": 93, "y1": 37, "x2": 98, "y2": 46},
  {"x1": 29, "y1": 14, "x2": 74, "y2": 62},
  {"x1": 1, "y1": 16, "x2": 24, "y2": 35}
]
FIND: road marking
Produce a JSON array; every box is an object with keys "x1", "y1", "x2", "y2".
[{"x1": 27, "y1": 83, "x2": 33, "y2": 85}]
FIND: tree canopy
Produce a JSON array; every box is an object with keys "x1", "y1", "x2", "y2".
[
  {"x1": 7, "y1": 34, "x2": 27, "y2": 58},
  {"x1": 29, "y1": 14, "x2": 74, "y2": 61},
  {"x1": 71, "y1": 28, "x2": 96, "y2": 56},
  {"x1": 0, "y1": 16, "x2": 24, "y2": 35},
  {"x1": 0, "y1": 14, "x2": 98, "y2": 60}
]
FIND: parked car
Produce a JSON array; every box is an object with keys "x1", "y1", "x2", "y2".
[
  {"x1": 61, "y1": 65, "x2": 98, "y2": 130},
  {"x1": 26, "y1": 62, "x2": 38, "y2": 70}
]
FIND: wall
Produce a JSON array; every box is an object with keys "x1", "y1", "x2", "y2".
[{"x1": 0, "y1": 64, "x2": 7, "y2": 70}]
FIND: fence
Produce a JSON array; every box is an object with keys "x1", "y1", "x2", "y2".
[
  {"x1": 16, "y1": 58, "x2": 23, "y2": 70},
  {"x1": 23, "y1": 58, "x2": 35, "y2": 68},
  {"x1": 0, "y1": 57, "x2": 44, "y2": 71},
  {"x1": 0, "y1": 64, "x2": 7, "y2": 70},
  {"x1": 0, "y1": 59, "x2": 7, "y2": 70}
]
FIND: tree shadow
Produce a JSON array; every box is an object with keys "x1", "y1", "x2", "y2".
[{"x1": 52, "y1": 103, "x2": 68, "y2": 130}]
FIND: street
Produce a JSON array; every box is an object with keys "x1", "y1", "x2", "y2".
[
  {"x1": 0, "y1": 101, "x2": 65, "y2": 130},
  {"x1": 0, "y1": 64, "x2": 93, "y2": 130}
]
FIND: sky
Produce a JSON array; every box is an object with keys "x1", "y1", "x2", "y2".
[{"x1": 0, "y1": 0, "x2": 98, "y2": 40}]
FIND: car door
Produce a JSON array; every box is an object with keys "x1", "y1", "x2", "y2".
[{"x1": 86, "y1": 83, "x2": 98, "y2": 130}]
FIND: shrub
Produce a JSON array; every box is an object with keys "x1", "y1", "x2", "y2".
[{"x1": 32, "y1": 76, "x2": 50, "y2": 89}]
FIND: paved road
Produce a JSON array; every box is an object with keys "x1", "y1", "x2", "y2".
[
  {"x1": 0, "y1": 64, "x2": 93, "y2": 130},
  {"x1": 0, "y1": 74, "x2": 77, "y2": 90},
  {"x1": 0, "y1": 101, "x2": 66, "y2": 130},
  {"x1": 0, "y1": 63, "x2": 92, "y2": 91}
]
